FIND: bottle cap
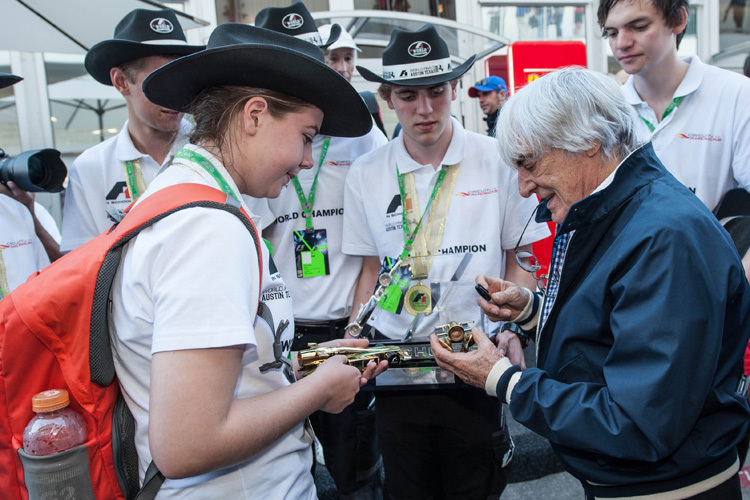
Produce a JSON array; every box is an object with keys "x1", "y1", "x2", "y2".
[{"x1": 31, "y1": 389, "x2": 71, "y2": 413}]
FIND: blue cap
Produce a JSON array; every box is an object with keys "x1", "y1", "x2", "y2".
[{"x1": 469, "y1": 75, "x2": 507, "y2": 97}]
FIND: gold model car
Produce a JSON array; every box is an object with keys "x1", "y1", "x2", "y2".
[{"x1": 298, "y1": 343, "x2": 412, "y2": 376}]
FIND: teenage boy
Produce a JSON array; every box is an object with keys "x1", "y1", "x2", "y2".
[
  {"x1": 598, "y1": 1, "x2": 750, "y2": 223},
  {"x1": 60, "y1": 8, "x2": 203, "y2": 251},
  {"x1": 468, "y1": 75, "x2": 508, "y2": 137},
  {"x1": 343, "y1": 25, "x2": 548, "y2": 499},
  {"x1": 255, "y1": 3, "x2": 387, "y2": 498}
]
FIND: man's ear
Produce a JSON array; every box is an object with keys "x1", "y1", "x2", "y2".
[
  {"x1": 110, "y1": 67, "x2": 131, "y2": 96},
  {"x1": 242, "y1": 97, "x2": 268, "y2": 136},
  {"x1": 673, "y1": 5, "x2": 689, "y2": 35},
  {"x1": 498, "y1": 90, "x2": 508, "y2": 102},
  {"x1": 586, "y1": 141, "x2": 602, "y2": 157}
]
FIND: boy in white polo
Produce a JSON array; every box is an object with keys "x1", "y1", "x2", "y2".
[
  {"x1": 255, "y1": 3, "x2": 387, "y2": 497},
  {"x1": 343, "y1": 24, "x2": 548, "y2": 499},
  {"x1": 60, "y1": 8, "x2": 203, "y2": 252}
]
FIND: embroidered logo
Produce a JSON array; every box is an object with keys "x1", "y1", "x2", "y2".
[
  {"x1": 675, "y1": 133, "x2": 722, "y2": 142},
  {"x1": 150, "y1": 18, "x2": 174, "y2": 34},
  {"x1": 282, "y1": 13, "x2": 304, "y2": 30},
  {"x1": 0, "y1": 239, "x2": 32, "y2": 250},
  {"x1": 325, "y1": 160, "x2": 353, "y2": 167},
  {"x1": 408, "y1": 41, "x2": 431, "y2": 58},
  {"x1": 456, "y1": 188, "x2": 498, "y2": 197}
]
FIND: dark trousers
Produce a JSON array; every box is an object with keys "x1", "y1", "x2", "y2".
[
  {"x1": 583, "y1": 473, "x2": 742, "y2": 500},
  {"x1": 375, "y1": 390, "x2": 511, "y2": 500}
]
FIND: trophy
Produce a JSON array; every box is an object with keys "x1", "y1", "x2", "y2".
[{"x1": 297, "y1": 343, "x2": 412, "y2": 376}]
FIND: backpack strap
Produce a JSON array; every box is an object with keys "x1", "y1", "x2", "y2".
[
  {"x1": 88, "y1": 185, "x2": 261, "y2": 498},
  {"x1": 134, "y1": 461, "x2": 164, "y2": 500},
  {"x1": 90, "y1": 184, "x2": 262, "y2": 387}
]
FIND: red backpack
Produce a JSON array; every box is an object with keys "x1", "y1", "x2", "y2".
[{"x1": 0, "y1": 184, "x2": 260, "y2": 500}]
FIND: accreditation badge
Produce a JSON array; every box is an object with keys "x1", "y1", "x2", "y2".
[
  {"x1": 293, "y1": 229, "x2": 330, "y2": 278},
  {"x1": 404, "y1": 282, "x2": 432, "y2": 315}
]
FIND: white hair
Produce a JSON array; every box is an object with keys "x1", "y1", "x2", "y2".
[{"x1": 496, "y1": 67, "x2": 640, "y2": 168}]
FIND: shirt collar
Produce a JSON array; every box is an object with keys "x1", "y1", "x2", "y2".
[
  {"x1": 394, "y1": 116, "x2": 465, "y2": 173},
  {"x1": 622, "y1": 55, "x2": 703, "y2": 107}
]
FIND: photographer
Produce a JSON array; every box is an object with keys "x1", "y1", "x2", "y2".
[{"x1": 0, "y1": 74, "x2": 61, "y2": 293}]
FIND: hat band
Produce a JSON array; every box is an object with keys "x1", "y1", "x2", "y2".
[
  {"x1": 295, "y1": 32, "x2": 323, "y2": 45},
  {"x1": 140, "y1": 38, "x2": 190, "y2": 46},
  {"x1": 381, "y1": 57, "x2": 453, "y2": 82}
]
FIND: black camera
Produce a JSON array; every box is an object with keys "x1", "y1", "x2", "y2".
[{"x1": 0, "y1": 147, "x2": 67, "y2": 193}]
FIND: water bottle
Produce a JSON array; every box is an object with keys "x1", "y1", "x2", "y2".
[{"x1": 23, "y1": 389, "x2": 86, "y2": 456}]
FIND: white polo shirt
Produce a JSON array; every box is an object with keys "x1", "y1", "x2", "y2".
[
  {"x1": 624, "y1": 55, "x2": 750, "y2": 210},
  {"x1": 109, "y1": 144, "x2": 313, "y2": 499},
  {"x1": 60, "y1": 119, "x2": 191, "y2": 251},
  {"x1": 264, "y1": 128, "x2": 387, "y2": 321},
  {"x1": 0, "y1": 196, "x2": 49, "y2": 295},
  {"x1": 342, "y1": 117, "x2": 549, "y2": 340}
]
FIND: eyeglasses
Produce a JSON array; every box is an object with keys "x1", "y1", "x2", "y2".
[{"x1": 514, "y1": 203, "x2": 556, "y2": 294}]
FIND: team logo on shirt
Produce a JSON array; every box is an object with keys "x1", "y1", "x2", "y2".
[
  {"x1": 150, "y1": 18, "x2": 174, "y2": 34},
  {"x1": 674, "y1": 133, "x2": 722, "y2": 142},
  {"x1": 0, "y1": 239, "x2": 32, "y2": 250},
  {"x1": 456, "y1": 188, "x2": 498, "y2": 197},
  {"x1": 282, "y1": 13, "x2": 304, "y2": 29}
]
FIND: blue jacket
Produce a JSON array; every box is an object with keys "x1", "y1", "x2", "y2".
[{"x1": 506, "y1": 143, "x2": 750, "y2": 497}]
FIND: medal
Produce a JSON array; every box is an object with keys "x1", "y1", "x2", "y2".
[{"x1": 404, "y1": 282, "x2": 432, "y2": 315}]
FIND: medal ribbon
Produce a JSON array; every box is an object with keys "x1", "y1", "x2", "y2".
[
  {"x1": 397, "y1": 163, "x2": 460, "y2": 278},
  {"x1": 292, "y1": 136, "x2": 331, "y2": 231},
  {"x1": 0, "y1": 248, "x2": 9, "y2": 298},
  {"x1": 122, "y1": 160, "x2": 147, "y2": 201},
  {"x1": 640, "y1": 96, "x2": 684, "y2": 132}
]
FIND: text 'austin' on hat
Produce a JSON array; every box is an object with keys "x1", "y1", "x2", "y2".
[
  {"x1": 142, "y1": 23, "x2": 372, "y2": 138},
  {"x1": 0, "y1": 73, "x2": 22, "y2": 90},
  {"x1": 254, "y1": 1, "x2": 341, "y2": 50},
  {"x1": 468, "y1": 75, "x2": 508, "y2": 97},
  {"x1": 85, "y1": 8, "x2": 205, "y2": 86},
  {"x1": 357, "y1": 24, "x2": 476, "y2": 87}
]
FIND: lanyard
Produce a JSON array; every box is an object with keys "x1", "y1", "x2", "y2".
[
  {"x1": 175, "y1": 148, "x2": 239, "y2": 200},
  {"x1": 640, "y1": 96, "x2": 684, "y2": 132},
  {"x1": 122, "y1": 160, "x2": 147, "y2": 201},
  {"x1": 292, "y1": 136, "x2": 330, "y2": 231}
]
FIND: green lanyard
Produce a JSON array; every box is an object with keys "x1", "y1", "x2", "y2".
[
  {"x1": 122, "y1": 160, "x2": 146, "y2": 200},
  {"x1": 174, "y1": 148, "x2": 276, "y2": 256},
  {"x1": 396, "y1": 165, "x2": 449, "y2": 261},
  {"x1": 292, "y1": 136, "x2": 330, "y2": 231},
  {"x1": 175, "y1": 148, "x2": 239, "y2": 200},
  {"x1": 640, "y1": 96, "x2": 684, "y2": 132}
]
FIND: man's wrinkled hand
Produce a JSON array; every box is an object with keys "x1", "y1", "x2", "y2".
[{"x1": 430, "y1": 328, "x2": 505, "y2": 389}]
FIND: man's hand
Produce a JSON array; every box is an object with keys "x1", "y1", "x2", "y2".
[
  {"x1": 494, "y1": 330, "x2": 527, "y2": 369},
  {"x1": 476, "y1": 274, "x2": 532, "y2": 323},
  {"x1": 309, "y1": 355, "x2": 364, "y2": 414},
  {"x1": 430, "y1": 328, "x2": 505, "y2": 389},
  {"x1": 0, "y1": 181, "x2": 34, "y2": 212}
]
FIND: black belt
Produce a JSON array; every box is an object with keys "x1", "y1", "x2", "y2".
[{"x1": 293, "y1": 318, "x2": 349, "y2": 349}]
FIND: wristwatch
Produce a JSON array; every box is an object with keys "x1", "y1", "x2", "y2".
[{"x1": 500, "y1": 322, "x2": 531, "y2": 349}]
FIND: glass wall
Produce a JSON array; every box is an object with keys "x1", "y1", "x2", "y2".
[
  {"x1": 480, "y1": 5, "x2": 587, "y2": 41},
  {"x1": 354, "y1": 0, "x2": 456, "y2": 20}
]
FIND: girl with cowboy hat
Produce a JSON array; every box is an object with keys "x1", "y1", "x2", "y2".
[{"x1": 107, "y1": 22, "x2": 386, "y2": 498}]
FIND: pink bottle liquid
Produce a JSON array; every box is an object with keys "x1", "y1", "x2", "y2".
[{"x1": 23, "y1": 389, "x2": 86, "y2": 456}]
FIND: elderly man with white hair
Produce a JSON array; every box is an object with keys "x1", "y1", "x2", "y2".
[{"x1": 432, "y1": 67, "x2": 750, "y2": 500}]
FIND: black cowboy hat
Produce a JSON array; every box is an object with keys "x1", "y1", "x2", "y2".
[
  {"x1": 254, "y1": 1, "x2": 341, "y2": 50},
  {"x1": 85, "y1": 8, "x2": 204, "y2": 86},
  {"x1": 142, "y1": 23, "x2": 372, "y2": 138},
  {"x1": 0, "y1": 73, "x2": 22, "y2": 89},
  {"x1": 358, "y1": 24, "x2": 476, "y2": 87}
]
